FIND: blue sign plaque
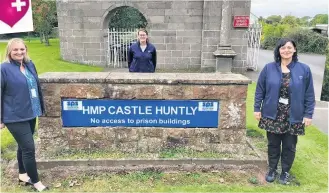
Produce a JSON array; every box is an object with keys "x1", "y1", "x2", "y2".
[{"x1": 61, "y1": 99, "x2": 219, "y2": 128}]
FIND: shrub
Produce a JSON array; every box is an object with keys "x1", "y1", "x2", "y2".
[
  {"x1": 261, "y1": 36, "x2": 281, "y2": 50},
  {"x1": 286, "y1": 29, "x2": 328, "y2": 54},
  {"x1": 320, "y1": 46, "x2": 329, "y2": 101},
  {"x1": 261, "y1": 25, "x2": 328, "y2": 54}
]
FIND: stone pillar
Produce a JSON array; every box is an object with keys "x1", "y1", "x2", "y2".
[
  {"x1": 213, "y1": 46, "x2": 236, "y2": 73},
  {"x1": 214, "y1": 0, "x2": 236, "y2": 72},
  {"x1": 200, "y1": 0, "x2": 222, "y2": 71},
  {"x1": 219, "y1": 0, "x2": 230, "y2": 46}
]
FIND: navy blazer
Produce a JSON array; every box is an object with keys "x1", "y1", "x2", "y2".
[
  {"x1": 1, "y1": 60, "x2": 45, "y2": 124},
  {"x1": 254, "y1": 61, "x2": 315, "y2": 124},
  {"x1": 128, "y1": 41, "x2": 157, "y2": 72}
]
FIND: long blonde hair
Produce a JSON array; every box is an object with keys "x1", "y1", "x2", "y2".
[{"x1": 4, "y1": 38, "x2": 31, "y2": 63}]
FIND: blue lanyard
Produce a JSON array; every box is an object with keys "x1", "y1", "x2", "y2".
[{"x1": 21, "y1": 67, "x2": 33, "y2": 85}]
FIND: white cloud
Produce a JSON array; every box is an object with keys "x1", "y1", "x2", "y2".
[{"x1": 251, "y1": 0, "x2": 328, "y2": 18}]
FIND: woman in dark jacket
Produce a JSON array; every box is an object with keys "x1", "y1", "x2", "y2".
[
  {"x1": 0, "y1": 38, "x2": 48, "y2": 192},
  {"x1": 254, "y1": 38, "x2": 315, "y2": 185},
  {"x1": 128, "y1": 28, "x2": 157, "y2": 72}
]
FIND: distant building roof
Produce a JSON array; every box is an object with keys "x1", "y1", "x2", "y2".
[
  {"x1": 312, "y1": 24, "x2": 328, "y2": 31},
  {"x1": 309, "y1": 24, "x2": 328, "y2": 36}
]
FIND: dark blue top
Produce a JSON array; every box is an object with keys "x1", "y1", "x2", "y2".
[
  {"x1": 1, "y1": 60, "x2": 45, "y2": 123},
  {"x1": 254, "y1": 61, "x2": 315, "y2": 124},
  {"x1": 128, "y1": 41, "x2": 157, "y2": 72}
]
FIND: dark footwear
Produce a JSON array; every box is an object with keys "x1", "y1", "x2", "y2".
[
  {"x1": 18, "y1": 178, "x2": 33, "y2": 186},
  {"x1": 265, "y1": 168, "x2": 278, "y2": 182},
  {"x1": 279, "y1": 172, "x2": 290, "y2": 185}
]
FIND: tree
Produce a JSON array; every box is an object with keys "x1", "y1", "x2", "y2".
[
  {"x1": 32, "y1": 0, "x2": 57, "y2": 46},
  {"x1": 107, "y1": 6, "x2": 147, "y2": 29},
  {"x1": 281, "y1": 15, "x2": 299, "y2": 28},
  {"x1": 299, "y1": 16, "x2": 312, "y2": 26},
  {"x1": 265, "y1": 15, "x2": 282, "y2": 24},
  {"x1": 261, "y1": 22, "x2": 291, "y2": 49},
  {"x1": 310, "y1": 14, "x2": 328, "y2": 25},
  {"x1": 258, "y1": 16, "x2": 265, "y2": 22}
]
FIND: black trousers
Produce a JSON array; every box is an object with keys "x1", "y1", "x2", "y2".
[
  {"x1": 267, "y1": 131, "x2": 298, "y2": 173},
  {"x1": 6, "y1": 118, "x2": 40, "y2": 183}
]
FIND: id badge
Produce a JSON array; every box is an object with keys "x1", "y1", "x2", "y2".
[
  {"x1": 31, "y1": 89, "x2": 37, "y2": 98},
  {"x1": 279, "y1": 97, "x2": 288, "y2": 105}
]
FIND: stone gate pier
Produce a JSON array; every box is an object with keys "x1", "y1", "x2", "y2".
[{"x1": 34, "y1": 72, "x2": 266, "y2": 172}]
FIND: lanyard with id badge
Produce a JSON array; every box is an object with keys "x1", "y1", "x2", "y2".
[
  {"x1": 21, "y1": 67, "x2": 38, "y2": 99},
  {"x1": 278, "y1": 77, "x2": 290, "y2": 105},
  {"x1": 279, "y1": 97, "x2": 289, "y2": 105}
]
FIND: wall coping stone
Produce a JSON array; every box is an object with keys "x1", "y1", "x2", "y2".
[
  {"x1": 33, "y1": 158, "x2": 266, "y2": 171},
  {"x1": 39, "y1": 72, "x2": 251, "y2": 85}
]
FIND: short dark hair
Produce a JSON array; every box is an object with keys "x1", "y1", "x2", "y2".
[{"x1": 273, "y1": 38, "x2": 298, "y2": 63}]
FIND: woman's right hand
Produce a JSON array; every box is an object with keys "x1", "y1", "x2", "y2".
[
  {"x1": 254, "y1": 112, "x2": 261, "y2": 121},
  {"x1": 0, "y1": 123, "x2": 5, "y2": 129}
]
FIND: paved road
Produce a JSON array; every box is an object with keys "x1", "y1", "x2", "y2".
[{"x1": 245, "y1": 49, "x2": 328, "y2": 134}]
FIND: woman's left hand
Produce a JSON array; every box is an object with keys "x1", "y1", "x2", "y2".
[{"x1": 303, "y1": 118, "x2": 312, "y2": 127}]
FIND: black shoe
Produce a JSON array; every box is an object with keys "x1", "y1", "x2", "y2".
[
  {"x1": 265, "y1": 168, "x2": 278, "y2": 182},
  {"x1": 279, "y1": 172, "x2": 290, "y2": 185},
  {"x1": 18, "y1": 178, "x2": 33, "y2": 186}
]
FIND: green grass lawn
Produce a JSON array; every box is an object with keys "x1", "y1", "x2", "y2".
[
  {"x1": 0, "y1": 39, "x2": 328, "y2": 192},
  {"x1": 0, "y1": 39, "x2": 103, "y2": 74}
]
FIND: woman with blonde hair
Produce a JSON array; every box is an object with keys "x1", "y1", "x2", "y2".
[{"x1": 0, "y1": 38, "x2": 48, "y2": 191}]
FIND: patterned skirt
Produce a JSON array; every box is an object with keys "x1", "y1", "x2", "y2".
[{"x1": 258, "y1": 103, "x2": 305, "y2": 135}]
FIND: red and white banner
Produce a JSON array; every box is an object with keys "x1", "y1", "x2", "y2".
[{"x1": 0, "y1": 0, "x2": 33, "y2": 34}]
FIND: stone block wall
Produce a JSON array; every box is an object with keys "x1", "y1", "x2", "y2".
[
  {"x1": 38, "y1": 72, "x2": 251, "y2": 157},
  {"x1": 230, "y1": 1, "x2": 251, "y2": 72},
  {"x1": 56, "y1": 0, "x2": 250, "y2": 71}
]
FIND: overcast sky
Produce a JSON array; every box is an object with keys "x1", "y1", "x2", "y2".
[{"x1": 251, "y1": 0, "x2": 328, "y2": 18}]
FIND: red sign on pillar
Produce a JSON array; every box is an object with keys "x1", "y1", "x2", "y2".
[{"x1": 233, "y1": 16, "x2": 250, "y2": 28}]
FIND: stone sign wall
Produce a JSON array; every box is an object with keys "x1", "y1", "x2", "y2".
[{"x1": 38, "y1": 72, "x2": 251, "y2": 158}]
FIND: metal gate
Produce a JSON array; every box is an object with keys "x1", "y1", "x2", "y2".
[
  {"x1": 244, "y1": 23, "x2": 262, "y2": 71},
  {"x1": 106, "y1": 28, "x2": 137, "y2": 68}
]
